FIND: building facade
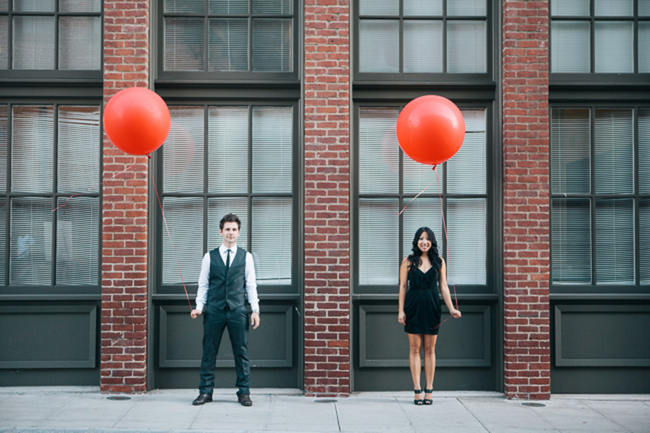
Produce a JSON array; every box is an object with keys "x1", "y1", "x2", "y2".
[{"x1": 0, "y1": 0, "x2": 648, "y2": 398}]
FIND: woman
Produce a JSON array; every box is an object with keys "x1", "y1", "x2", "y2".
[{"x1": 398, "y1": 227, "x2": 461, "y2": 405}]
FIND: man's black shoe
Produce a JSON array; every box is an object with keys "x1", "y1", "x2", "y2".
[
  {"x1": 192, "y1": 393, "x2": 212, "y2": 405},
  {"x1": 237, "y1": 393, "x2": 253, "y2": 407}
]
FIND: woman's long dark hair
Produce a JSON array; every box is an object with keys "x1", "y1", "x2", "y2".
[{"x1": 407, "y1": 226, "x2": 442, "y2": 272}]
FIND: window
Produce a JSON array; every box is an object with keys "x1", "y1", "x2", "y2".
[
  {"x1": 357, "y1": 0, "x2": 488, "y2": 74},
  {"x1": 0, "y1": 104, "x2": 101, "y2": 286},
  {"x1": 0, "y1": 0, "x2": 102, "y2": 71},
  {"x1": 159, "y1": 104, "x2": 295, "y2": 289},
  {"x1": 551, "y1": 106, "x2": 650, "y2": 285},
  {"x1": 551, "y1": 0, "x2": 650, "y2": 73},
  {"x1": 161, "y1": 0, "x2": 294, "y2": 74},
  {"x1": 356, "y1": 106, "x2": 488, "y2": 288}
]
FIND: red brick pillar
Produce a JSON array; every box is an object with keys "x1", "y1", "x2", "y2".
[
  {"x1": 303, "y1": 0, "x2": 351, "y2": 396},
  {"x1": 502, "y1": 0, "x2": 551, "y2": 399},
  {"x1": 101, "y1": 0, "x2": 150, "y2": 393}
]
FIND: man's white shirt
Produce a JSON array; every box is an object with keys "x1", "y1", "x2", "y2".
[{"x1": 195, "y1": 244, "x2": 259, "y2": 313}]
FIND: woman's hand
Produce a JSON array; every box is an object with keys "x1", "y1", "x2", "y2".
[
  {"x1": 398, "y1": 310, "x2": 406, "y2": 325},
  {"x1": 450, "y1": 308, "x2": 462, "y2": 319}
]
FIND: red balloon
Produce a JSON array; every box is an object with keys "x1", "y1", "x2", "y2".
[
  {"x1": 396, "y1": 95, "x2": 465, "y2": 165},
  {"x1": 103, "y1": 87, "x2": 171, "y2": 155}
]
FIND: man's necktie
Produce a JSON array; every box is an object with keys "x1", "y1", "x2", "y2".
[{"x1": 225, "y1": 248, "x2": 231, "y2": 269}]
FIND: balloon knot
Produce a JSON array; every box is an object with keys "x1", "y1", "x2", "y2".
[
  {"x1": 147, "y1": 154, "x2": 152, "y2": 159},
  {"x1": 431, "y1": 165, "x2": 437, "y2": 171}
]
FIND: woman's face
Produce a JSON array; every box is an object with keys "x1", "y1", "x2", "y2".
[{"x1": 417, "y1": 232, "x2": 431, "y2": 253}]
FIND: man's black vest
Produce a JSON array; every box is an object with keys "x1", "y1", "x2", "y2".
[{"x1": 206, "y1": 246, "x2": 247, "y2": 311}]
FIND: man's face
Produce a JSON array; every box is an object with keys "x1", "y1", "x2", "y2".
[{"x1": 220, "y1": 221, "x2": 241, "y2": 245}]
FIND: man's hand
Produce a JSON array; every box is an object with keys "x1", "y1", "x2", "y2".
[
  {"x1": 250, "y1": 311, "x2": 260, "y2": 329},
  {"x1": 191, "y1": 309, "x2": 202, "y2": 319}
]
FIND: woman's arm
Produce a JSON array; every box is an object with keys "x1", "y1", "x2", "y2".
[
  {"x1": 439, "y1": 258, "x2": 461, "y2": 319},
  {"x1": 398, "y1": 257, "x2": 409, "y2": 324}
]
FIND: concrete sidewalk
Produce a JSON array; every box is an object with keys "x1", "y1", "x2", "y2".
[{"x1": 0, "y1": 387, "x2": 648, "y2": 433}]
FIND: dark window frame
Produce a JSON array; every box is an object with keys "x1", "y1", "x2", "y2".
[
  {"x1": 550, "y1": 0, "x2": 650, "y2": 82},
  {"x1": 156, "y1": 0, "x2": 300, "y2": 84},
  {"x1": 0, "y1": 3, "x2": 103, "y2": 81},
  {"x1": 353, "y1": 0, "x2": 495, "y2": 84},
  {"x1": 549, "y1": 101, "x2": 650, "y2": 295},
  {"x1": 153, "y1": 100, "x2": 301, "y2": 297},
  {"x1": 0, "y1": 100, "x2": 103, "y2": 295}
]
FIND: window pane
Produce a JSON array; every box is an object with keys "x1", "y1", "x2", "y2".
[
  {"x1": 0, "y1": 105, "x2": 6, "y2": 192},
  {"x1": 13, "y1": 0, "x2": 54, "y2": 12},
  {"x1": 641, "y1": 199, "x2": 650, "y2": 285},
  {"x1": 0, "y1": 0, "x2": 6, "y2": 11},
  {"x1": 10, "y1": 198, "x2": 51, "y2": 285},
  {"x1": 252, "y1": 198, "x2": 291, "y2": 285},
  {"x1": 404, "y1": 20, "x2": 442, "y2": 73},
  {"x1": 595, "y1": 199, "x2": 634, "y2": 284},
  {"x1": 551, "y1": 0, "x2": 589, "y2": 16},
  {"x1": 13, "y1": 16, "x2": 55, "y2": 70},
  {"x1": 0, "y1": 16, "x2": 7, "y2": 69},
  {"x1": 210, "y1": 0, "x2": 248, "y2": 14},
  {"x1": 59, "y1": 17, "x2": 101, "y2": 70},
  {"x1": 0, "y1": 198, "x2": 5, "y2": 283},
  {"x1": 594, "y1": 0, "x2": 633, "y2": 16},
  {"x1": 252, "y1": 106, "x2": 292, "y2": 193},
  {"x1": 447, "y1": 0, "x2": 486, "y2": 16},
  {"x1": 640, "y1": 22, "x2": 650, "y2": 73},
  {"x1": 551, "y1": 21, "x2": 590, "y2": 73},
  {"x1": 164, "y1": 107, "x2": 204, "y2": 193},
  {"x1": 447, "y1": 109, "x2": 486, "y2": 194},
  {"x1": 551, "y1": 108, "x2": 590, "y2": 194},
  {"x1": 56, "y1": 197, "x2": 98, "y2": 285},
  {"x1": 58, "y1": 106, "x2": 100, "y2": 193},
  {"x1": 552, "y1": 198, "x2": 591, "y2": 283},
  {"x1": 594, "y1": 109, "x2": 633, "y2": 194},
  {"x1": 359, "y1": 108, "x2": 399, "y2": 194},
  {"x1": 641, "y1": 2, "x2": 650, "y2": 15},
  {"x1": 404, "y1": 0, "x2": 441, "y2": 16},
  {"x1": 12, "y1": 106, "x2": 53, "y2": 193},
  {"x1": 640, "y1": 110, "x2": 650, "y2": 194},
  {"x1": 359, "y1": 199, "x2": 398, "y2": 285},
  {"x1": 359, "y1": 20, "x2": 399, "y2": 72},
  {"x1": 402, "y1": 197, "x2": 443, "y2": 260},
  {"x1": 252, "y1": 19, "x2": 292, "y2": 71},
  {"x1": 447, "y1": 21, "x2": 486, "y2": 73},
  {"x1": 165, "y1": 0, "x2": 204, "y2": 14},
  {"x1": 208, "y1": 107, "x2": 248, "y2": 194},
  {"x1": 207, "y1": 198, "x2": 248, "y2": 253},
  {"x1": 162, "y1": 198, "x2": 203, "y2": 285},
  {"x1": 60, "y1": 0, "x2": 101, "y2": 13},
  {"x1": 360, "y1": 0, "x2": 398, "y2": 15},
  {"x1": 252, "y1": 0, "x2": 292, "y2": 14},
  {"x1": 164, "y1": 18, "x2": 204, "y2": 71},
  {"x1": 209, "y1": 19, "x2": 248, "y2": 71},
  {"x1": 403, "y1": 154, "x2": 434, "y2": 193},
  {"x1": 595, "y1": 22, "x2": 633, "y2": 73},
  {"x1": 447, "y1": 198, "x2": 486, "y2": 284}
]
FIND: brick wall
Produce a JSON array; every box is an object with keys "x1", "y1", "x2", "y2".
[
  {"x1": 101, "y1": 0, "x2": 150, "y2": 393},
  {"x1": 303, "y1": 0, "x2": 351, "y2": 396},
  {"x1": 502, "y1": 0, "x2": 551, "y2": 399}
]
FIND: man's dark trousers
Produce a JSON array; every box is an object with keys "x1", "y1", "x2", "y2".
[{"x1": 199, "y1": 305, "x2": 250, "y2": 396}]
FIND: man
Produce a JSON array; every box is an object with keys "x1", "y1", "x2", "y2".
[{"x1": 190, "y1": 213, "x2": 260, "y2": 407}]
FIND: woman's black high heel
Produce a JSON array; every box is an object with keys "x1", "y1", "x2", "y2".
[
  {"x1": 423, "y1": 388, "x2": 433, "y2": 405},
  {"x1": 413, "y1": 389, "x2": 424, "y2": 405}
]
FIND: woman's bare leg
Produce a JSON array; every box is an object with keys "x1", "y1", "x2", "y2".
[
  {"x1": 423, "y1": 334, "x2": 438, "y2": 399},
  {"x1": 407, "y1": 333, "x2": 423, "y2": 398}
]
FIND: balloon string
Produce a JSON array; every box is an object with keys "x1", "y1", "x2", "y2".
[
  {"x1": 149, "y1": 160, "x2": 193, "y2": 311},
  {"x1": 397, "y1": 165, "x2": 438, "y2": 216},
  {"x1": 434, "y1": 167, "x2": 459, "y2": 312},
  {"x1": 51, "y1": 162, "x2": 141, "y2": 213}
]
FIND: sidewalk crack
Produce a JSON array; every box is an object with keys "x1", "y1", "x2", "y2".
[
  {"x1": 456, "y1": 397, "x2": 492, "y2": 433},
  {"x1": 334, "y1": 401, "x2": 342, "y2": 432},
  {"x1": 584, "y1": 400, "x2": 633, "y2": 433}
]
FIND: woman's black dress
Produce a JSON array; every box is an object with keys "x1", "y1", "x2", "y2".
[{"x1": 404, "y1": 265, "x2": 441, "y2": 335}]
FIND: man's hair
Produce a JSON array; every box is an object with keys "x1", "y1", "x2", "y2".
[{"x1": 219, "y1": 213, "x2": 241, "y2": 230}]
